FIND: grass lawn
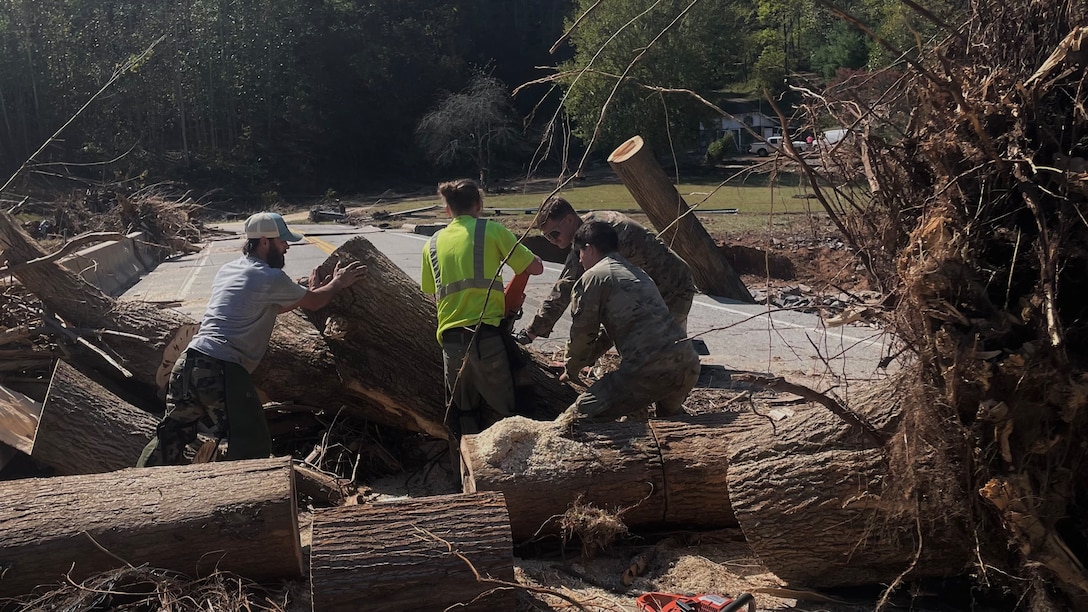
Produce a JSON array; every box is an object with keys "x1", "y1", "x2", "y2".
[{"x1": 366, "y1": 177, "x2": 832, "y2": 237}]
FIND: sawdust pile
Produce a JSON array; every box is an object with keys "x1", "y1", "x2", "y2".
[{"x1": 473, "y1": 415, "x2": 596, "y2": 475}]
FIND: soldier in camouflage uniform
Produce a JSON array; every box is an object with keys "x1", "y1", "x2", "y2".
[
  {"x1": 137, "y1": 212, "x2": 366, "y2": 466},
  {"x1": 555, "y1": 221, "x2": 700, "y2": 428},
  {"x1": 520, "y1": 197, "x2": 696, "y2": 346}
]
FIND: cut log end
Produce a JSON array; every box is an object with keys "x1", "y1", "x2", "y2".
[{"x1": 608, "y1": 135, "x2": 645, "y2": 163}]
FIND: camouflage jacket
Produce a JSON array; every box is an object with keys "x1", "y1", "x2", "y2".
[
  {"x1": 527, "y1": 210, "x2": 696, "y2": 337},
  {"x1": 566, "y1": 253, "x2": 692, "y2": 373}
]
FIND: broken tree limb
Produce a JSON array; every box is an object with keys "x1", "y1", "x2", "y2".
[
  {"x1": 310, "y1": 492, "x2": 515, "y2": 611},
  {"x1": 294, "y1": 463, "x2": 356, "y2": 506},
  {"x1": 607, "y1": 136, "x2": 754, "y2": 302},
  {"x1": 460, "y1": 413, "x2": 738, "y2": 542},
  {"x1": 31, "y1": 360, "x2": 158, "y2": 474},
  {"x1": 0, "y1": 457, "x2": 302, "y2": 598},
  {"x1": 0, "y1": 208, "x2": 195, "y2": 404},
  {"x1": 726, "y1": 393, "x2": 972, "y2": 587},
  {"x1": 0, "y1": 325, "x2": 31, "y2": 347}
]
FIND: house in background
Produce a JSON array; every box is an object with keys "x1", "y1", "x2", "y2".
[{"x1": 700, "y1": 97, "x2": 781, "y2": 153}]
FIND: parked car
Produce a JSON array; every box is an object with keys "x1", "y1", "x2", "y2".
[{"x1": 748, "y1": 135, "x2": 809, "y2": 156}]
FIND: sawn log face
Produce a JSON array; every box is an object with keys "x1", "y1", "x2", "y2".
[
  {"x1": 0, "y1": 457, "x2": 301, "y2": 598},
  {"x1": 310, "y1": 491, "x2": 514, "y2": 611},
  {"x1": 726, "y1": 405, "x2": 972, "y2": 587}
]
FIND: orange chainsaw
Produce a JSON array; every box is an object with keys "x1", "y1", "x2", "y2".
[
  {"x1": 635, "y1": 592, "x2": 755, "y2": 612},
  {"x1": 503, "y1": 269, "x2": 530, "y2": 319}
]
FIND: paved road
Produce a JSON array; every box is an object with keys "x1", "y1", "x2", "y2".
[{"x1": 123, "y1": 222, "x2": 894, "y2": 384}]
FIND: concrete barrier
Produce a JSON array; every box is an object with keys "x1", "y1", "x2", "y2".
[{"x1": 60, "y1": 232, "x2": 163, "y2": 296}]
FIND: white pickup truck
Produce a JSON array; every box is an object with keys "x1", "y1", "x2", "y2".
[{"x1": 749, "y1": 135, "x2": 809, "y2": 156}]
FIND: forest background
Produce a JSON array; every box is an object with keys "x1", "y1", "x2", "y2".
[{"x1": 0, "y1": 0, "x2": 961, "y2": 204}]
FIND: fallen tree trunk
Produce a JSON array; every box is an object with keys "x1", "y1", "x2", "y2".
[
  {"x1": 460, "y1": 413, "x2": 737, "y2": 542},
  {"x1": 310, "y1": 492, "x2": 514, "y2": 611},
  {"x1": 608, "y1": 136, "x2": 753, "y2": 302},
  {"x1": 31, "y1": 359, "x2": 158, "y2": 474},
  {"x1": 0, "y1": 457, "x2": 301, "y2": 598},
  {"x1": 726, "y1": 390, "x2": 973, "y2": 587}
]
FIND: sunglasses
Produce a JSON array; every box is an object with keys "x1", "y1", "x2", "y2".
[{"x1": 546, "y1": 229, "x2": 562, "y2": 241}]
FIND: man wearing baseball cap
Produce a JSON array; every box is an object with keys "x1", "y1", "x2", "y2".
[{"x1": 138, "y1": 211, "x2": 366, "y2": 466}]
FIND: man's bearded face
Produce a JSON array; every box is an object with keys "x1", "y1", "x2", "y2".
[{"x1": 267, "y1": 240, "x2": 287, "y2": 269}]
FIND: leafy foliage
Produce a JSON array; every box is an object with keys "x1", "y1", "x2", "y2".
[{"x1": 558, "y1": 0, "x2": 751, "y2": 154}]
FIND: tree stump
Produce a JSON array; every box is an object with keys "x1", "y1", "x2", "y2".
[
  {"x1": 608, "y1": 135, "x2": 753, "y2": 302},
  {"x1": 0, "y1": 457, "x2": 301, "y2": 598},
  {"x1": 310, "y1": 492, "x2": 514, "y2": 611},
  {"x1": 460, "y1": 413, "x2": 738, "y2": 542}
]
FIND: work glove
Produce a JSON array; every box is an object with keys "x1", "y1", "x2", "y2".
[{"x1": 514, "y1": 329, "x2": 533, "y2": 345}]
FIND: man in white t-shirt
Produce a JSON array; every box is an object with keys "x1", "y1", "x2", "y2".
[{"x1": 138, "y1": 212, "x2": 366, "y2": 466}]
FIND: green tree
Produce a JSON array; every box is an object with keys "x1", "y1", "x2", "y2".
[
  {"x1": 810, "y1": 20, "x2": 871, "y2": 78},
  {"x1": 558, "y1": 0, "x2": 750, "y2": 155}
]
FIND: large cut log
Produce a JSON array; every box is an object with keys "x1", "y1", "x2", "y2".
[
  {"x1": 0, "y1": 457, "x2": 301, "y2": 598},
  {"x1": 31, "y1": 359, "x2": 158, "y2": 474},
  {"x1": 726, "y1": 394, "x2": 973, "y2": 587},
  {"x1": 608, "y1": 136, "x2": 754, "y2": 302},
  {"x1": 460, "y1": 413, "x2": 738, "y2": 542},
  {"x1": 310, "y1": 492, "x2": 514, "y2": 611},
  {"x1": 0, "y1": 212, "x2": 576, "y2": 437}
]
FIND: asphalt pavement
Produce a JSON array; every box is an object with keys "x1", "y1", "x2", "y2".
[{"x1": 122, "y1": 221, "x2": 895, "y2": 385}]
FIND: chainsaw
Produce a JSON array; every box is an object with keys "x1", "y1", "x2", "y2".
[
  {"x1": 635, "y1": 591, "x2": 755, "y2": 612},
  {"x1": 500, "y1": 269, "x2": 531, "y2": 335}
]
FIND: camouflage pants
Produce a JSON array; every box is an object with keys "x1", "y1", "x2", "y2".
[
  {"x1": 664, "y1": 288, "x2": 695, "y2": 334},
  {"x1": 137, "y1": 349, "x2": 269, "y2": 466},
  {"x1": 570, "y1": 346, "x2": 701, "y2": 421}
]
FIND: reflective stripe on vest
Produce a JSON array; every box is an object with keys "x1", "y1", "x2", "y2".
[{"x1": 428, "y1": 218, "x2": 502, "y2": 300}]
